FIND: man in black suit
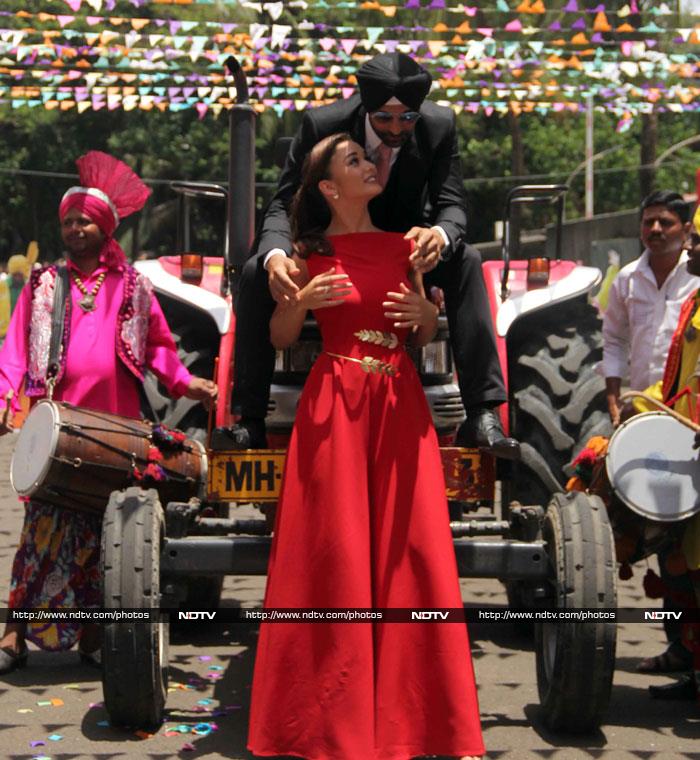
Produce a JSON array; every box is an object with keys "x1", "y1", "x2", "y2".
[{"x1": 224, "y1": 52, "x2": 518, "y2": 459}]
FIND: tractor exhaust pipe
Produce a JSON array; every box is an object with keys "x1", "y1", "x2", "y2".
[{"x1": 225, "y1": 56, "x2": 256, "y2": 302}]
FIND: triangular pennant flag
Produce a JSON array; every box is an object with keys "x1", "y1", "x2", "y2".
[
  {"x1": 593, "y1": 11, "x2": 611, "y2": 32},
  {"x1": 340, "y1": 39, "x2": 358, "y2": 55}
]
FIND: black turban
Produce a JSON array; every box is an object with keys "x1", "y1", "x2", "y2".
[{"x1": 356, "y1": 53, "x2": 432, "y2": 112}]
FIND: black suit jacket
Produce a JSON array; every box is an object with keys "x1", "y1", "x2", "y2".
[{"x1": 255, "y1": 95, "x2": 467, "y2": 257}]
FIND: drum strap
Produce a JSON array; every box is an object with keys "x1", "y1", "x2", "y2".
[{"x1": 47, "y1": 265, "x2": 69, "y2": 399}]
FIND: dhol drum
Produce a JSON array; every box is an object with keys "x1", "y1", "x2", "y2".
[
  {"x1": 606, "y1": 411, "x2": 700, "y2": 524},
  {"x1": 10, "y1": 400, "x2": 207, "y2": 515}
]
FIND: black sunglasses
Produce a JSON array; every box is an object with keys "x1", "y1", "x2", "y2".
[{"x1": 370, "y1": 111, "x2": 420, "y2": 124}]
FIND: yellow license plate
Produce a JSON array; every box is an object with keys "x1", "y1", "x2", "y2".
[
  {"x1": 208, "y1": 449, "x2": 286, "y2": 502},
  {"x1": 441, "y1": 447, "x2": 495, "y2": 503}
]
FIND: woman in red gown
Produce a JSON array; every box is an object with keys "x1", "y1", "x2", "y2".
[{"x1": 247, "y1": 133, "x2": 484, "y2": 760}]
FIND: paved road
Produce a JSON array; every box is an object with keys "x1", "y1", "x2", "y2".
[{"x1": 0, "y1": 433, "x2": 698, "y2": 760}]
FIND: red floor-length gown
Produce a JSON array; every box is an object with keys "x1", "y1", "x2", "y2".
[{"x1": 248, "y1": 232, "x2": 485, "y2": 760}]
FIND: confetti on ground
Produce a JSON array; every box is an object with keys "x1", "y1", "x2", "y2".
[
  {"x1": 208, "y1": 665, "x2": 224, "y2": 671},
  {"x1": 18, "y1": 708, "x2": 34, "y2": 713},
  {"x1": 197, "y1": 698, "x2": 213, "y2": 705},
  {"x1": 47, "y1": 734, "x2": 63, "y2": 741},
  {"x1": 62, "y1": 683, "x2": 81, "y2": 690},
  {"x1": 198, "y1": 655, "x2": 212, "y2": 662},
  {"x1": 29, "y1": 740, "x2": 45, "y2": 747},
  {"x1": 88, "y1": 702, "x2": 104, "y2": 709},
  {"x1": 135, "y1": 730, "x2": 154, "y2": 739},
  {"x1": 32, "y1": 755, "x2": 52, "y2": 760},
  {"x1": 192, "y1": 722, "x2": 217, "y2": 736},
  {"x1": 36, "y1": 701, "x2": 52, "y2": 707},
  {"x1": 182, "y1": 743, "x2": 195, "y2": 751},
  {"x1": 50, "y1": 698, "x2": 64, "y2": 706},
  {"x1": 96, "y1": 720, "x2": 110, "y2": 727},
  {"x1": 175, "y1": 724, "x2": 191, "y2": 733}
]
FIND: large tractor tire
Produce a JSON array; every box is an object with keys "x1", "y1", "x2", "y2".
[
  {"x1": 101, "y1": 487, "x2": 169, "y2": 729},
  {"x1": 508, "y1": 299, "x2": 612, "y2": 507},
  {"x1": 535, "y1": 491, "x2": 617, "y2": 733},
  {"x1": 141, "y1": 295, "x2": 218, "y2": 441}
]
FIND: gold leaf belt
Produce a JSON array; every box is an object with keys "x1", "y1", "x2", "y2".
[
  {"x1": 323, "y1": 328, "x2": 401, "y2": 376},
  {"x1": 325, "y1": 352, "x2": 397, "y2": 377}
]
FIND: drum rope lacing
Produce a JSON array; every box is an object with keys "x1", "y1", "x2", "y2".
[{"x1": 59, "y1": 424, "x2": 196, "y2": 482}]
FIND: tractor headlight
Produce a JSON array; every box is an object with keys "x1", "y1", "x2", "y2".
[
  {"x1": 275, "y1": 341, "x2": 322, "y2": 374},
  {"x1": 289, "y1": 340, "x2": 322, "y2": 372},
  {"x1": 421, "y1": 339, "x2": 450, "y2": 376}
]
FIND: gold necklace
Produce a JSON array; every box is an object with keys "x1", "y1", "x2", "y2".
[{"x1": 71, "y1": 270, "x2": 106, "y2": 312}]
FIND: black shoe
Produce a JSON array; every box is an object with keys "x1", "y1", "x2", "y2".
[
  {"x1": 210, "y1": 419, "x2": 268, "y2": 450},
  {"x1": 456, "y1": 408, "x2": 521, "y2": 461},
  {"x1": 649, "y1": 674, "x2": 697, "y2": 701},
  {"x1": 0, "y1": 644, "x2": 28, "y2": 675}
]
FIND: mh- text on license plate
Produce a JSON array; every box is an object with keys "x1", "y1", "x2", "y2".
[{"x1": 208, "y1": 450, "x2": 286, "y2": 502}]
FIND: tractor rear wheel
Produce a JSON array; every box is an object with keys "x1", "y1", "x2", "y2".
[{"x1": 508, "y1": 299, "x2": 611, "y2": 506}]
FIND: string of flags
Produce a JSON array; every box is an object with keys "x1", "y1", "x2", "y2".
[{"x1": 0, "y1": 1, "x2": 697, "y2": 119}]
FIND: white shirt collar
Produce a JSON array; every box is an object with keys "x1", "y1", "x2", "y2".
[
  {"x1": 364, "y1": 114, "x2": 400, "y2": 158},
  {"x1": 636, "y1": 248, "x2": 689, "y2": 283}
]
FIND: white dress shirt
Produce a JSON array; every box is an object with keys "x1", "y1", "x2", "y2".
[
  {"x1": 263, "y1": 115, "x2": 448, "y2": 268},
  {"x1": 601, "y1": 249, "x2": 699, "y2": 390}
]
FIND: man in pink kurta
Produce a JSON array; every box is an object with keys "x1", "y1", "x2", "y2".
[
  {"x1": 0, "y1": 254, "x2": 193, "y2": 416},
  {"x1": 0, "y1": 151, "x2": 216, "y2": 672}
]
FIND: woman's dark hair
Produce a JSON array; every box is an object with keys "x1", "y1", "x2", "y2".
[{"x1": 290, "y1": 132, "x2": 353, "y2": 258}]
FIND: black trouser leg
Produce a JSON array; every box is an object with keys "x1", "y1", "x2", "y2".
[
  {"x1": 231, "y1": 252, "x2": 277, "y2": 419},
  {"x1": 425, "y1": 243, "x2": 506, "y2": 409}
]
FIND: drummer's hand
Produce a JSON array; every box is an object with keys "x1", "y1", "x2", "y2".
[
  {"x1": 185, "y1": 378, "x2": 218, "y2": 409},
  {"x1": 607, "y1": 395, "x2": 621, "y2": 428},
  {"x1": 0, "y1": 392, "x2": 14, "y2": 435}
]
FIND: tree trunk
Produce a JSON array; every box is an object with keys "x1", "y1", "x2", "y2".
[{"x1": 639, "y1": 111, "x2": 657, "y2": 200}]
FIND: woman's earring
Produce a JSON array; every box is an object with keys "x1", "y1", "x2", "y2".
[{"x1": 332, "y1": 193, "x2": 339, "y2": 199}]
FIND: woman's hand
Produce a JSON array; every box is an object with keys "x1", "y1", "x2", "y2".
[
  {"x1": 185, "y1": 377, "x2": 218, "y2": 410},
  {"x1": 298, "y1": 267, "x2": 353, "y2": 310},
  {"x1": 383, "y1": 282, "x2": 439, "y2": 329}
]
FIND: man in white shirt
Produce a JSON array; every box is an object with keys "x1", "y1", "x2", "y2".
[
  {"x1": 603, "y1": 190, "x2": 696, "y2": 426},
  {"x1": 602, "y1": 189, "x2": 696, "y2": 678}
]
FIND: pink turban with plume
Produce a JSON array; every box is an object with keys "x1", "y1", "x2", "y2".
[{"x1": 59, "y1": 151, "x2": 151, "y2": 267}]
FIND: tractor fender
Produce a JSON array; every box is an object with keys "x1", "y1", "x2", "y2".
[
  {"x1": 134, "y1": 259, "x2": 231, "y2": 335},
  {"x1": 496, "y1": 266, "x2": 601, "y2": 337}
]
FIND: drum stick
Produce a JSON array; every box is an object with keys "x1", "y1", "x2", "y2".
[
  {"x1": 206, "y1": 358, "x2": 219, "y2": 449},
  {"x1": 619, "y1": 390, "x2": 700, "y2": 433},
  {"x1": 2, "y1": 390, "x2": 14, "y2": 429}
]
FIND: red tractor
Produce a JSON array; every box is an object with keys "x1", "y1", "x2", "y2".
[{"x1": 101, "y1": 58, "x2": 617, "y2": 734}]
